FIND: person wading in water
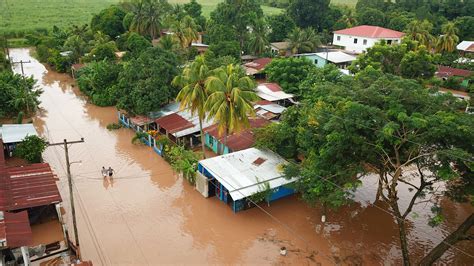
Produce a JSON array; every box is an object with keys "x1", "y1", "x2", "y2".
[
  {"x1": 108, "y1": 166, "x2": 115, "y2": 178},
  {"x1": 101, "y1": 166, "x2": 107, "y2": 178}
]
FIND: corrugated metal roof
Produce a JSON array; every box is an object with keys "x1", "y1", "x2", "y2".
[
  {"x1": 436, "y1": 66, "x2": 472, "y2": 78},
  {"x1": 155, "y1": 113, "x2": 194, "y2": 134},
  {"x1": 204, "y1": 118, "x2": 269, "y2": 151},
  {"x1": 0, "y1": 210, "x2": 33, "y2": 248},
  {"x1": 457, "y1": 41, "x2": 474, "y2": 52},
  {"x1": 172, "y1": 109, "x2": 214, "y2": 138},
  {"x1": 0, "y1": 124, "x2": 38, "y2": 144},
  {"x1": 199, "y1": 148, "x2": 296, "y2": 201},
  {"x1": 244, "y1": 58, "x2": 272, "y2": 71},
  {"x1": 256, "y1": 83, "x2": 294, "y2": 102},
  {"x1": 0, "y1": 139, "x2": 4, "y2": 165},
  {"x1": 0, "y1": 163, "x2": 62, "y2": 211}
]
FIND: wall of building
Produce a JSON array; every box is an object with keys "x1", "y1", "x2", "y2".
[
  {"x1": 294, "y1": 54, "x2": 327, "y2": 68},
  {"x1": 205, "y1": 134, "x2": 230, "y2": 155},
  {"x1": 333, "y1": 34, "x2": 401, "y2": 53}
]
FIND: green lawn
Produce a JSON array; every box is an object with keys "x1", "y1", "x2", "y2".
[
  {"x1": 0, "y1": 0, "x2": 282, "y2": 35},
  {"x1": 331, "y1": 0, "x2": 358, "y2": 8}
]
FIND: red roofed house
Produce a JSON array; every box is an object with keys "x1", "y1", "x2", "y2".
[
  {"x1": 203, "y1": 117, "x2": 269, "y2": 155},
  {"x1": 333, "y1": 25, "x2": 405, "y2": 54},
  {"x1": 243, "y1": 57, "x2": 272, "y2": 76}
]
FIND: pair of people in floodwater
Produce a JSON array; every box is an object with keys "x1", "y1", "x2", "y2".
[{"x1": 101, "y1": 166, "x2": 114, "y2": 178}]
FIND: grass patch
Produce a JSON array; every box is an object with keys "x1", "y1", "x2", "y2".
[
  {"x1": 0, "y1": 0, "x2": 282, "y2": 36},
  {"x1": 331, "y1": 0, "x2": 358, "y2": 8},
  {"x1": 7, "y1": 38, "x2": 29, "y2": 48}
]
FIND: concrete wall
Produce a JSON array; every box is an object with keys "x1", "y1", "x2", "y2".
[
  {"x1": 205, "y1": 133, "x2": 230, "y2": 155},
  {"x1": 333, "y1": 34, "x2": 401, "y2": 53},
  {"x1": 295, "y1": 54, "x2": 327, "y2": 68}
]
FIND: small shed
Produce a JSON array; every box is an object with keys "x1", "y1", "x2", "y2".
[
  {"x1": 0, "y1": 124, "x2": 38, "y2": 157},
  {"x1": 196, "y1": 148, "x2": 297, "y2": 212}
]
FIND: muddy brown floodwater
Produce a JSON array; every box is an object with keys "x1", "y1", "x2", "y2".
[{"x1": 10, "y1": 48, "x2": 474, "y2": 265}]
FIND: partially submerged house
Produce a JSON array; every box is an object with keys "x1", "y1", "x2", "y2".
[
  {"x1": 203, "y1": 117, "x2": 269, "y2": 155},
  {"x1": 0, "y1": 124, "x2": 38, "y2": 157},
  {"x1": 195, "y1": 148, "x2": 297, "y2": 212},
  {"x1": 333, "y1": 25, "x2": 405, "y2": 54},
  {"x1": 256, "y1": 83, "x2": 295, "y2": 106}
]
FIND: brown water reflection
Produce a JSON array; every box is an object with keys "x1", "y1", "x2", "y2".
[{"x1": 10, "y1": 48, "x2": 473, "y2": 265}]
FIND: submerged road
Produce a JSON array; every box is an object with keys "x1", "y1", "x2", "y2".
[{"x1": 10, "y1": 48, "x2": 474, "y2": 265}]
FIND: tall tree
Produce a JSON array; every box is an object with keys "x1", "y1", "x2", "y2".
[
  {"x1": 210, "y1": 0, "x2": 263, "y2": 51},
  {"x1": 260, "y1": 72, "x2": 473, "y2": 265},
  {"x1": 128, "y1": 0, "x2": 171, "y2": 39},
  {"x1": 267, "y1": 13, "x2": 296, "y2": 42},
  {"x1": 288, "y1": 0, "x2": 330, "y2": 30},
  {"x1": 173, "y1": 55, "x2": 211, "y2": 158},
  {"x1": 91, "y1": 5, "x2": 127, "y2": 38},
  {"x1": 247, "y1": 19, "x2": 269, "y2": 56},
  {"x1": 171, "y1": 15, "x2": 199, "y2": 49},
  {"x1": 204, "y1": 64, "x2": 258, "y2": 153},
  {"x1": 404, "y1": 20, "x2": 435, "y2": 50},
  {"x1": 264, "y1": 57, "x2": 315, "y2": 96},
  {"x1": 286, "y1": 27, "x2": 321, "y2": 54},
  {"x1": 436, "y1": 22, "x2": 459, "y2": 53}
]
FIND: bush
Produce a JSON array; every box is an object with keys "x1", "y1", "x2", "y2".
[
  {"x1": 13, "y1": 135, "x2": 47, "y2": 163},
  {"x1": 106, "y1": 123, "x2": 122, "y2": 130}
]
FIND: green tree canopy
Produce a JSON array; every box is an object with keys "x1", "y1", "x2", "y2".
[
  {"x1": 77, "y1": 60, "x2": 122, "y2": 106},
  {"x1": 264, "y1": 57, "x2": 316, "y2": 96},
  {"x1": 91, "y1": 5, "x2": 127, "y2": 38},
  {"x1": 0, "y1": 71, "x2": 41, "y2": 117},
  {"x1": 267, "y1": 13, "x2": 296, "y2": 42},
  {"x1": 288, "y1": 0, "x2": 330, "y2": 30},
  {"x1": 14, "y1": 135, "x2": 47, "y2": 163},
  {"x1": 126, "y1": 32, "x2": 152, "y2": 54},
  {"x1": 286, "y1": 27, "x2": 321, "y2": 54},
  {"x1": 116, "y1": 47, "x2": 179, "y2": 115}
]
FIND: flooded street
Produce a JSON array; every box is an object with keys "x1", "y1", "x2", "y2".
[{"x1": 10, "y1": 48, "x2": 474, "y2": 265}]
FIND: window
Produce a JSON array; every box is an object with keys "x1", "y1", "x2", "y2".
[
  {"x1": 354, "y1": 38, "x2": 358, "y2": 44},
  {"x1": 337, "y1": 35, "x2": 341, "y2": 41},
  {"x1": 387, "y1": 40, "x2": 393, "y2": 45},
  {"x1": 209, "y1": 136, "x2": 214, "y2": 146},
  {"x1": 363, "y1": 39, "x2": 367, "y2": 45},
  {"x1": 314, "y1": 59, "x2": 318, "y2": 65}
]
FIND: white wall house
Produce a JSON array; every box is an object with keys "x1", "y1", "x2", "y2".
[{"x1": 333, "y1": 25, "x2": 405, "y2": 54}]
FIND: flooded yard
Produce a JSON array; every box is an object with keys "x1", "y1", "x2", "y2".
[{"x1": 9, "y1": 48, "x2": 473, "y2": 265}]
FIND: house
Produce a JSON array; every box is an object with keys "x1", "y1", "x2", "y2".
[
  {"x1": 333, "y1": 25, "x2": 405, "y2": 54},
  {"x1": 0, "y1": 162, "x2": 66, "y2": 263},
  {"x1": 254, "y1": 100, "x2": 286, "y2": 121},
  {"x1": 243, "y1": 57, "x2": 272, "y2": 76},
  {"x1": 0, "y1": 124, "x2": 38, "y2": 157},
  {"x1": 203, "y1": 117, "x2": 269, "y2": 155},
  {"x1": 270, "y1": 42, "x2": 291, "y2": 56},
  {"x1": 195, "y1": 148, "x2": 297, "y2": 212},
  {"x1": 457, "y1": 41, "x2": 474, "y2": 55},
  {"x1": 256, "y1": 83, "x2": 295, "y2": 106},
  {"x1": 294, "y1": 51, "x2": 356, "y2": 70},
  {"x1": 191, "y1": 42, "x2": 209, "y2": 54},
  {"x1": 435, "y1": 66, "x2": 472, "y2": 88}
]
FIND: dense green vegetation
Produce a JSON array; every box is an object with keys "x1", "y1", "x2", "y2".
[
  {"x1": 13, "y1": 135, "x2": 48, "y2": 163},
  {"x1": 0, "y1": 70, "x2": 42, "y2": 118},
  {"x1": 0, "y1": 0, "x2": 282, "y2": 37}
]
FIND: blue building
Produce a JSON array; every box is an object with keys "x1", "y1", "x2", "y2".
[
  {"x1": 294, "y1": 51, "x2": 356, "y2": 70},
  {"x1": 195, "y1": 148, "x2": 297, "y2": 212}
]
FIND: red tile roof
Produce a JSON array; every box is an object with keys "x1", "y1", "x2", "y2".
[
  {"x1": 0, "y1": 163, "x2": 62, "y2": 211},
  {"x1": 334, "y1": 25, "x2": 405, "y2": 38},
  {"x1": 244, "y1": 58, "x2": 273, "y2": 71},
  {"x1": 155, "y1": 113, "x2": 193, "y2": 134},
  {"x1": 436, "y1": 66, "x2": 472, "y2": 78},
  {"x1": 204, "y1": 118, "x2": 269, "y2": 151},
  {"x1": 0, "y1": 211, "x2": 33, "y2": 248}
]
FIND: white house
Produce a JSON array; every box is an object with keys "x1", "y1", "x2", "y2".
[{"x1": 333, "y1": 25, "x2": 405, "y2": 54}]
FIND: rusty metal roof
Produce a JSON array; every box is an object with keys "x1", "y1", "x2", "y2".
[
  {"x1": 0, "y1": 210, "x2": 33, "y2": 248},
  {"x1": 204, "y1": 118, "x2": 269, "y2": 151},
  {"x1": 0, "y1": 163, "x2": 62, "y2": 211},
  {"x1": 130, "y1": 115, "x2": 154, "y2": 127},
  {"x1": 155, "y1": 113, "x2": 193, "y2": 134}
]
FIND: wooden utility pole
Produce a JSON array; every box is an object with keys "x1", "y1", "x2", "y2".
[
  {"x1": 12, "y1": 60, "x2": 31, "y2": 76},
  {"x1": 48, "y1": 138, "x2": 85, "y2": 258}
]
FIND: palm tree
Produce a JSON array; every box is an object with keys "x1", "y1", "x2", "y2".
[
  {"x1": 204, "y1": 64, "x2": 258, "y2": 154},
  {"x1": 172, "y1": 55, "x2": 210, "y2": 158},
  {"x1": 286, "y1": 27, "x2": 321, "y2": 54},
  {"x1": 436, "y1": 22, "x2": 459, "y2": 53},
  {"x1": 158, "y1": 34, "x2": 179, "y2": 51},
  {"x1": 405, "y1": 20, "x2": 435, "y2": 50},
  {"x1": 248, "y1": 19, "x2": 269, "y2": 56},
  {"x1": 129, "y1": 0, "x2": 170, "y2": 39},
  {"x1": 171, "y1": 15, "x2": 199, "y2": 49}
]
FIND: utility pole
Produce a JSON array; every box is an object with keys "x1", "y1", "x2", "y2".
[
  {"x1": 48, "y1": 138, "x2": 85, "y2": 258},
  {"x1": 12, "y1": 60, "x2": 31, "y2": 76}
]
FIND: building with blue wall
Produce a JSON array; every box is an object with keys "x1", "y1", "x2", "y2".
[
  {"x1": 294, "y1": 51, "x2": 356, "y2": 70},
  {"x1": 195, "y1": 148, "x2": 297, "y2": 212}
]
